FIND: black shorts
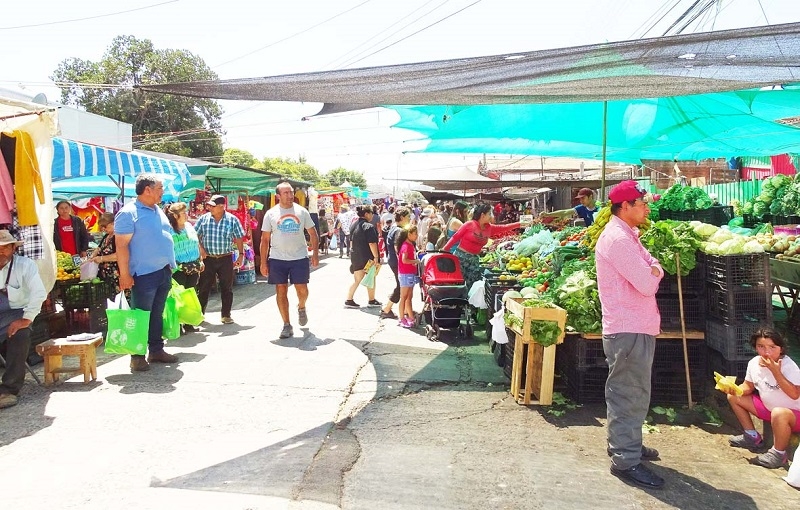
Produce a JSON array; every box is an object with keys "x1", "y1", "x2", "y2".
[{"x1": 268, "y1": 258, "x2": 310, "y2": 285}]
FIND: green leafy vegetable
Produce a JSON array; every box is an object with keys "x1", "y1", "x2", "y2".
[{"x1": 639, "y1": 220, "x2": 702, "y2": 276}]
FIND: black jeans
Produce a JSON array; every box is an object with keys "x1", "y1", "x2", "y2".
[
  {"x1": 198, "y1": 255, "x2": 235, "y2": 318},
  {"x1": 0, "y1": 327, "x2": 31, "y2": 395},
  {"x1": 388, "y1": 261, "x2": 400, "y2": 304},
  {"x1": 173, "y1": 269, "x2": 200, "y2": 290}
]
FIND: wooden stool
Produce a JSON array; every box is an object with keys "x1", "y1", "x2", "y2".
[{"x1": 35, "y1": 335, "x2": 103, "y2": 385}]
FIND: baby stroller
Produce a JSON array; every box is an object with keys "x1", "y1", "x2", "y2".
[{"x1": 418, "y1": 252, "x2": 473, "y2": 341}]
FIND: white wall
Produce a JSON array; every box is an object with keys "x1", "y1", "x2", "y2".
[{"x1": 57, "y1": 107, "x2": 132, "y2": 150}]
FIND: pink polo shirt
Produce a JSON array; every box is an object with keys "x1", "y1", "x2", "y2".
[{"x1": 595, "y1": 215, "x2": 663, "y2": 336}]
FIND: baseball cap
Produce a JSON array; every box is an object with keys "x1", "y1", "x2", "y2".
[
  {"x1": 0, "y1": 230, "x2": 23, "y2": 247},
  {"x1": 574, "y1": 188, "x2": 593, "y2": 199},
  {"x1": 207, "y1": 195, "x2": 225, "y2": 206},
  {"x1": 608, "y1": 181, "x2": 660, "y2": 204}
]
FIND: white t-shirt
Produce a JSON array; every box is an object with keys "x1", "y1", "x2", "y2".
[
  {"x1": 746, "y1": 355, "x2": 800, "y2": 411},
  {"x1": 261, "y1": 203, "x2": 315, "y2": 261}
]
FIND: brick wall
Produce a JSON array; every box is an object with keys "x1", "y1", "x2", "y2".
[{"x1": 643, "y1": 159, "x2": 739, "y2": 190}]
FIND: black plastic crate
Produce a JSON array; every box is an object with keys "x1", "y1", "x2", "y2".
[
  {"x1": 485, "y1": 281, "x2": 521, "y2": 314},
  {"x1": 502, "y1": 328, "x2": 518, "y2": 380},
  {"x1": 60, "y1": 281, "x2": 113, "y2": 310},
  {"x1": 707, "y1": 348, "x2": 749, "y2": 383},
  {"x1": 560, "y1": 365, "x2": 608, "y2": 404},
  {"x1": 559, "y1": 334, "x2": 607, "y2": 369},
  {"x1": 651, "y1": 366, "x2": 706, "y2": 405},
  {"x1": 706, "y1": 282, "x2": 772, "y2": 324},
  {"x1": 657, "y1": 293, "x2": 705, "y2": 330},
  {"x1": 711, "y1": 205, "x2": 734, "y2": 227},
  {"x1": 658, "y1": 208, "x2": 716, "y2": 224},
  {"x1": 704, "y1": 253, "x2": 770, "y2": 288},
  {"x1": 653, "y1": 338, "x2": 707, "y2": 372},
  {"x1": 704, "y1": 319, "x2": 765, "y2": 360},
  {"x1": 657, "y1": 263, "x2": 705, "y2": 295},
  {"x1": 66, "y1": 306, "x2": 108, "y2": 334}
]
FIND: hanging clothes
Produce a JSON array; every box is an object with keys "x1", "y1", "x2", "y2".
[
  {"x1": 0, "y1": 153, "x2": 14, "y2": 224},
  {"x1": 6, "y1": 130, "x2": 44, "y2": 226}
]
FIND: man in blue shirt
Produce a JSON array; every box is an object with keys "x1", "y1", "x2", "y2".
[
  {"x1": 115, "y1": 174, "x2": 178, "y2": 372},
  {"x1": 540, "y1": 187, "x2": 598, "y2": 227}
]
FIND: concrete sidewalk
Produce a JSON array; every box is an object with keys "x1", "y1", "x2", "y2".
[{"x1": 1, "y1": 254, "x2": 797, "y2": 509}]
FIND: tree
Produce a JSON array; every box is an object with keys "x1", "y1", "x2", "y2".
[
  {"x1": 325, "y1": 167, "x2": 367, "y2": 189},
  {"x1": 52, "y1": 35, "x2": 224, "y2": 159},
  {"x1": 262, "y1": 157, "x2": 321, "y2": 184},
  {"x1": 222, "y1": 148, "x2": 260, "y2": 168}
]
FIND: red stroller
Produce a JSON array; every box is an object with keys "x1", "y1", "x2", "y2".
[{"x1": 418, "y1": 252, "x2": 473, "y2": 341}]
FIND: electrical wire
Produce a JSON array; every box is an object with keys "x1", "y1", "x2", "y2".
[
  {"x1": 0, "y1": 1, "x2": 178, "y2": 30},
  {"x1": 333, "y1": 0, "x2": 453, "y2": 70},
  {"x1": 212, "y1": 0, "x2": 375, "y2": 69},
  {"x1": 342, "y1": 0, "x2": 484, "y2": 68}
]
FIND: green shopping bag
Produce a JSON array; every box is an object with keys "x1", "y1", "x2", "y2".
[
  {"x1": 360, "y1": 261, "x2": 377, "y2": 289},
  {"x1": 171, "y1": 281, "x2": 204, "y2": 326},
  {"x1": 162, "y1": 294, "x2": 181, "y2": 340},
  {"x1": 105, "y1": 308, "x2": 150, "y2": 355}
]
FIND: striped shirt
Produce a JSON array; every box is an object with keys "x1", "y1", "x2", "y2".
[
  {"x1": 194, "y1": 211, "x2": 245, "y2": 256},
  {"x1": 171, "y1": 222, "x2": 201, "y2": 263},
  {"x1": 595, "y1": 215, "x2": 663, "y2": 336}
]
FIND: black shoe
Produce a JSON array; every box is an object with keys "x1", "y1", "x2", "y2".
[
  {"x1": 380, "y1": 310, "x2": 398, "y2": 319},
  {"x1": 344, "y1": 300, "x2": 360, "y2": 309},
  {"x1": 610, "y1": 463, "x2": 664, "y2": 489},
  {"x1": 607, "y1": 445, "x2": 660, "y2": 460}
]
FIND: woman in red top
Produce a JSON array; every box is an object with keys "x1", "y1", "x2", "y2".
[{"x1": 442, "y1": 203, "x2": 523, "y2": 289}]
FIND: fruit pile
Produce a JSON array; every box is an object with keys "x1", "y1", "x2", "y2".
[
  {"x1": 504, "y1": 255, "x2": 534, "y2": 272},
  {"x1": 56, "y1": 251, "x2": 78, "y2": 281}
]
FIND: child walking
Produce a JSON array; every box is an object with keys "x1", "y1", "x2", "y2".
[
  {"x1": 396, "y1": 226, "x2": 420, "y2": 328},
  {"x1": 724, "y1": 328, "x2": 800, "y2": 469}
]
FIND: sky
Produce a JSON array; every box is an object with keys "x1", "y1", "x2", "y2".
[{"x1": 2, "y1": 0, "x2": 799, "y2": 186}]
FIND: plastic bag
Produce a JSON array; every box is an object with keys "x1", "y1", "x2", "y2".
[
  {"x1": 105, "y1": 294, "x2": 149, "y2": 355},
  {"x1": 80, "y1": 260, "x2": 99, "y2": 281},
  {"x1": 171, "y1": 281, "x2": 204, "y2": 326},
  {"x1": 162, "y1": 294, "x2": 181, "y2": 340},
  {"x1": 360, "y1": 263, "x2": 377, "y2": 289},
  {"x1": 489, "y1": 307, "x2": 509, "y2": 344},
  {"x1": 785, "y1": 444, "x2": 800, "y2": 489},
  {"x1": 467, "y1": 280, "x2": 486, "y2": 308},
  {"x1": 329, "y1": 234, "x2": 338, "y2": 250}
]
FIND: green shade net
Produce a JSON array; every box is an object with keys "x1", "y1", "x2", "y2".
[{"x1": 389, "y1": 87, "x2": 800, "y2": 163}]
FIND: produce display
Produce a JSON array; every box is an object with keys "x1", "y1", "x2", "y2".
[
  {"x1": 659, "y1": 183, "x2": 714, "y2": 211},
  {"x1": 56, "y1": 251, "x2": 79, "y2": 281},
  {"x1": 741, "y1": 174, "x2": 800, "y2": 220},
  {"x1": 640, "y1": 220, "x2": 703, "y2": 276},
  {"x1": 503, "y1": 297, "x2": 563, "y2": 347}
]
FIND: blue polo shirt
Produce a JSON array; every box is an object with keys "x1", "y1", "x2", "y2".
[
  {"x1": 575, "y1": 204, "x2": 598, "y2": 227},
  {"x1": 114, "y1": 200, "x2": 176, "y2": 276}
]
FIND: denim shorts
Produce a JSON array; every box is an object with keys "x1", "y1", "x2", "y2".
[
  {"x1": 399, "y1": 273, "x2": 418, "y2": 288},
  {"x1": 268, "y1": 258, "x2": 310, "y2": 285}
]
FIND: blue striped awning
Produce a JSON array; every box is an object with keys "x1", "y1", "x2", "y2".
[{"x1": 51, "y1": 137, "x2": 190, "y2": 184}]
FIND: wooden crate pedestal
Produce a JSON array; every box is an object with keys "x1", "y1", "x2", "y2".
[
  {"x1": 504, "y1": 298, "x2": 567, "y2": 405},
  {"x1": 35, "y1": 335, "x2": 104, "y2": 385}
]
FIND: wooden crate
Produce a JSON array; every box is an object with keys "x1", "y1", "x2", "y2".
[{"x1": 503, "y1": 298, "x2": 567, "y2": 405}]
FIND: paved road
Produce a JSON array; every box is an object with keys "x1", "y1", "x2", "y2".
[{"x1": 1, "y1": 254, "x2": 797, "y2": 509}]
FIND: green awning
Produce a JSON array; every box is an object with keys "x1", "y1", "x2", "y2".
[{"x1": 181, "y1": 165, "x2": 311, "y2": 197}]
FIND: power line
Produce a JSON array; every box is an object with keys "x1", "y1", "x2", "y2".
[
  {"x1": 343, "y1": 0, "x2": 484, "y2": 68},
  {"x1": 328, "y1": 0, "x2": 450, "y2": 70},
  {"x1": 0, "y1": 0, "x2": 179, "y2": 30},
  {"x1": 212, "y1": 0, "x2": 375, "y2": 69}
]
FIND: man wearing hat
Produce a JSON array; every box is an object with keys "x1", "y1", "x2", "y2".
[
  {"x1": 539, "y1": 187, "x2": 598, "y2": 227},
  {"x1": 0, "y1": 231, "x2": 46, "y2": 408},
  {"x1": 595, "y1": 180, "x2": 664, "y2": 489},
  {"x1": 116, "y1": 174, "x2": 179, "y2": 372},
  {"x1": 195, "y1": 194, "x2": 246, "y2": 325}
]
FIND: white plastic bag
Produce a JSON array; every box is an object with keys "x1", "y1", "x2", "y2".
[
  {"x1": 489, "y1": 307, "x2": 509, "y2": 344},
  {"x1": 329, "y1": 234, "x2": 338, "y2": 250},
  {"x1": 467, "y1": 280, "x2": 487, "y2": 308},
  {"x1": 106, "y1": 291, "x2": 130, "y2": 310},
  {"x1": 785, "y1": 445, "x2": 800, "y2": 489},
  {"x1": 80, "y1": 260, "x2": 99, "y2": 281}
]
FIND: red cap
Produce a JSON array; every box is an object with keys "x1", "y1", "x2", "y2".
[
  {"x1": 574, "y1": 187, "x2": 593, "y2": 199},
  {"x1": 608, "y1": 180, "x2": 652, "y2": 204}
]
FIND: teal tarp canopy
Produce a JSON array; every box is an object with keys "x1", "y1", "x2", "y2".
[
  {"x1": 51, "y1": 174, "x2": 184, "y2": 201},
  {"x1": 181, "y1": 165, "x2": 310, "y2": 197},
  {"x1": 389, "y1": 87, "x2": 800, "y2": 163}
]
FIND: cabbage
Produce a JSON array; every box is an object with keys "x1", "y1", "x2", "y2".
[
  {"x1": 701, "y1": 241, "x2": 720, "y2": 254},
  {"x1": 520, "y1": 287, "x2": 539, "y2": 298},
  {"x1": 502, "y1": 290, "x2": 523, "y2": 303},
  {"x1": 718, "y1": 237, "x2": 746, "y2": 255},
  {"x1": 742, "y1": 240, "x2": 765, "y2": 253},
  {"x1": 692, "y1": 222, "x2": 719, "y2": 240},
  {"x1": 708, "y1": 228, "x2": 734, "y2": 244}
]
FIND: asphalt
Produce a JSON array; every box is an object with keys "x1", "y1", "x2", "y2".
[{"x1": 1, "y1": 253, "x2": 798, "y2": 509}]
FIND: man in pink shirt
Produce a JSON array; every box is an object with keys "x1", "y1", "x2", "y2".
[{"x1": 595, "y1": 180, "x2": 665, "y2": 490}]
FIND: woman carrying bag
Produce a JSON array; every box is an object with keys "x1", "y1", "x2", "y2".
[{"x1": 166, "y1": 203, "x2": 204, "y2": 332}]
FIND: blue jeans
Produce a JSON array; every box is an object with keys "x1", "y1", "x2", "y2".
[{"x1": 131, "y1": 265, "x2": 172, "y2": 354}]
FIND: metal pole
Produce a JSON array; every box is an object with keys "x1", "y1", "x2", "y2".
[{"x1": 600, "y1": 101, "x2": 608, "y2": 201}]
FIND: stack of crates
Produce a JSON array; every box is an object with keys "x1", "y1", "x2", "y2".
[
  {"x1": 60, "y1": 281, "x2": 112, "y2": 335},
  {"x1": 556, "y1": 335, "x2": 706, "y2": 405},
  {"x1": 484, "y1": 275, "x2": 521, "y2": 349},
  {"x1": 704, "y1": 253, "x2": 772, "y2": 381},
  {"x1": 655, "y1": 258, "x2": 705, "y2": 331}
]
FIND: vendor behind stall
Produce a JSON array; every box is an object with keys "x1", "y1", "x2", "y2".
[
  {"x1": 540, "y1": 188, "x2": 598, "y2": 227},
  {"x1": 53, "y1": 200, "x2": 92, "y2": 257}
]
